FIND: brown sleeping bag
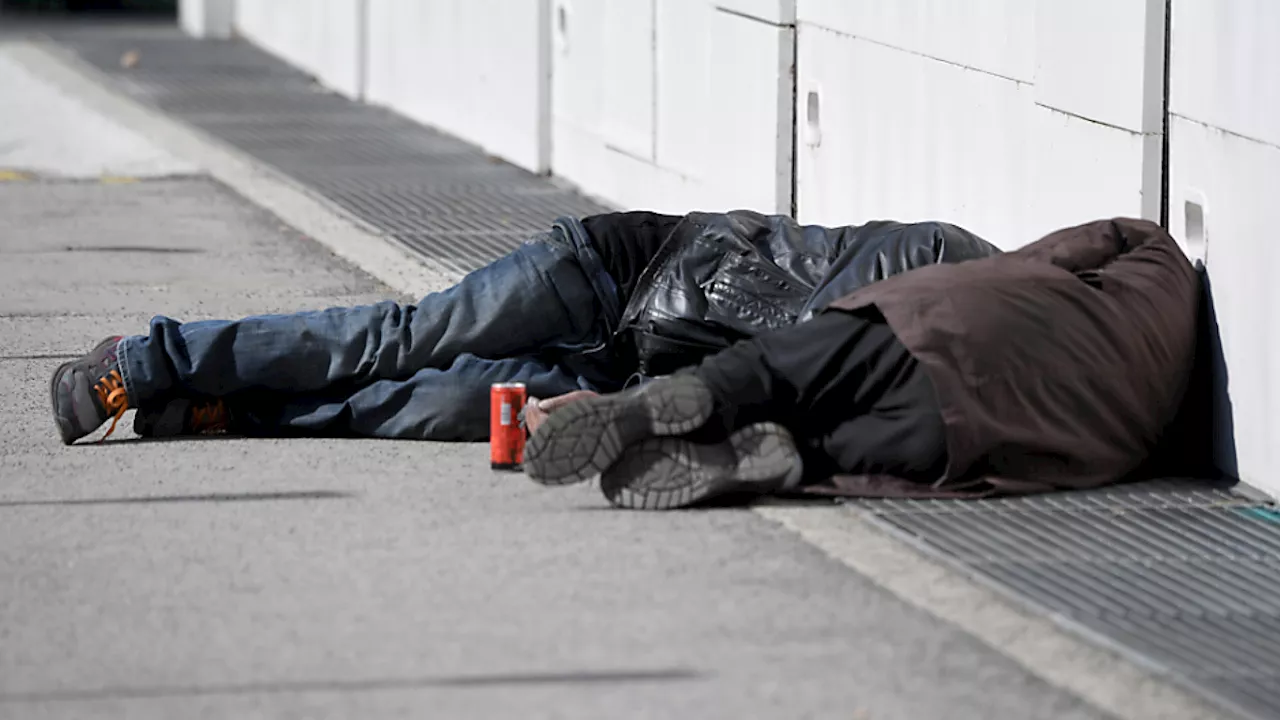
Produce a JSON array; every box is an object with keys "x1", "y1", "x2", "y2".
[{"x1": 810, "y1": 218, "x2": 1201, "y2": 499}]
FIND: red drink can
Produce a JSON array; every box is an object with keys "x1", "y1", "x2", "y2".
[{"x1": 490, "y1": 382, "x2": 527, "y2": 470}]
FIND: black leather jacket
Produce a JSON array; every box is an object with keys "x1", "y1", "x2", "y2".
[{"x1": 609, "y1": 210, "x2": 1001, "y2": 376}]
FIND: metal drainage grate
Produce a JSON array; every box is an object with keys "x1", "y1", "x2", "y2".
[
  {"x1": 396, "y1": 232, "x2": 533, "y2": 276},
  {"x1": 60, "y1": 32, "x2": 611, "y2": 274},
  {"x1": 857, "y1": 480, "x2": 1280, "y2": 720}
]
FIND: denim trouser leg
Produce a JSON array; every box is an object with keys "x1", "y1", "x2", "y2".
[
  {"x1": 117, "y1": 238, "x2": 607, "y2": 408},
  {"x1": 231, "y1": 354, "x2": 600, "y2": 441}
]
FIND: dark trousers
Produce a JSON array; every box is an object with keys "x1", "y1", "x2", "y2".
[{"x1": 692, "y1": 310, "x2": 948, "y2": 484}]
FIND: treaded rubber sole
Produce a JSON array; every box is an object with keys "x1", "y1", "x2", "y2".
[
  {"x1": 601, "y1": 422, "x2": 802, "y2": 511},
  {"x1": 50, "y1": 359, "x2": 76, "y2": 445},
  {"x1": 523, "y1": 374, "x2": 714, "y2": 485}
]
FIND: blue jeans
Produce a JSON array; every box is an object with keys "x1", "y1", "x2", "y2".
[{"x1": 117, "y1": 224, "x2": 627, "y2": 440}]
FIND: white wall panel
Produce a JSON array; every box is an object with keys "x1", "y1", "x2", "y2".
[
  {"x1": 655, "y1": 3, "x2": 792, "y2": 212},
  {"x1": 364, "y1": 0, "x2": 549, "y2": 172},
  {"x1": 1034, "y1": 0, "x2": 1163, "y2": 132},
  {"x1": 795, "y1": 7, "x2": 1166, "y2": 248},
  {"x1": 554, "y1": 121, "x2": 697, "y2": 212},
  {"x1": 1031, "y1": 106, "x2": 1145, "y2": 240},
  {"x1": 554, "y1": 1, "x2": 793, "y2": 214},
  {"x1": 179, "y1": 0, "x2": 233, "y2": 39},
  {"x1": 652, "y1": 0, "x2": 710, "y2": 181},
  {"x1": 1168, "y1": 117, "x2": 1280, "y2": 492},
  {"x1": 796, "y1": 0, "x2": 1035, "y2": 83},
  {"x1": 552, "y1": 0, "x2": 654, "y2": 162},
  {"x1": 597, "y1": 1, "x2": 657, "y2": 161},
  {"x1": 1170, "y1": 0, "x2": 1280, "y2": 147},
  {"x1": 716, "y1": 0, "x2": 795, "y2": 25},
  {"x1": 235, "y1": 0, "x2": 363, "y2": 98},
  {"x1": 795, "y1": 24, "x2": 1032, "y2": 248},
  {"x1": 1167, "y1": 0, "x2": 1280, "y2": 495},
  {"x1": 551, "y1": 0, "x2": 654, "y2": 205}
]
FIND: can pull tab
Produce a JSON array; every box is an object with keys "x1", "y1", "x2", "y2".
[{"x1": 517, "y1": 399, "x2": 533, "y2": 429}]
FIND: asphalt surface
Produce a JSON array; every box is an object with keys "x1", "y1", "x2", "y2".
[{"x1": 0, "y1": 33, "x2": 1163, "y2": 720}]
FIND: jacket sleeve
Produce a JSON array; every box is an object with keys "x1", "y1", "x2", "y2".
[
  {"x1": 800, "y1": 221, "x2": 1000, "y2": 318},
  {"x1": 934, "y1": 221, "x2": 1003, "y2": 264}
]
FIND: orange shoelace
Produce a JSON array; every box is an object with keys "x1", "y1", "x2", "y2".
[
  {"x1": 191, "y1": 399, "x2": 230, "y2": 434},
  {"x1": 93, "y1": 370, "x2": 130, "y2": 443}
]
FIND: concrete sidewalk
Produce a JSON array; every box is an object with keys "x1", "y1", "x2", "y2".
[{"x1": 0, "y1": 26, "x2": 1227, "y2": 720}]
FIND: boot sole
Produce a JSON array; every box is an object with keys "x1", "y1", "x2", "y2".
[
  {"x1": 601, "y1": 422, "x2": 801, "y2": 510},
  {"x1": 523, "y1": 375, "x2": 714, "y2": 485},
  {"x1": 49, "y1": 359, "x2": 78, "y2": 445}
]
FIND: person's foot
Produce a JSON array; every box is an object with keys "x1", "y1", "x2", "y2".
[
  {"x1": 600, "y1": 422, "x2": 803, "y2": 510},
  {"x1": 50, "y1": 336, "x2": 130, "y2": 444},
  {"x1": 523, "y1": 374, "x2": 715, "y2": 485},
  {"x1": 134, "y1": 398, "x2": 231, "y2": 438}
]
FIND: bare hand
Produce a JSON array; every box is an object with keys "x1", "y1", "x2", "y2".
[{"x1": 524, "y1": 390, "x2": 599, "y2": 435}]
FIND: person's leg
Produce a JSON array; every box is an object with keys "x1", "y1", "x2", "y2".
[
  {"x1": 142, "y1": 354, "x2": 600, "y2": 442},
  {"x1": 248, "y1": 354, "x2": 601, "y2": 441},
  {"x1": 119, "y1": 238, "x2": 605, "y2": 406},
  {"x1": 522, "y1": 311, "x2": 881, "y2": 480},
  {"x1": 691, "y1": 310, "x2": 914, "y2": 438},
  {"x1": 808, "y1": 361, "x2": 948, "y2": 483},
  {"x1": 524, "y1": 310, "x2": 933, "y2": 507},
  {"x1": 52, "y1": 235, "x2": 610, "y2": 444}
]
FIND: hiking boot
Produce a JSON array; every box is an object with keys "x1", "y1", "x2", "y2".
[
  {"x1": 600, "y1": 422, "x2": 803, "y2": 510},
  {"x1": 523, "y1": 374, "x2": 715, "y2": 485},
  {"x1": 50, "y1": 336, "x2": 130, "y2": 444},
  {"x1": 133, "y1": 398, "x2": 231, "y2": 438}
]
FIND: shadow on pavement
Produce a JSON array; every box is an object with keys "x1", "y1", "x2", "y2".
[
  {"x1": 0, "y1": 490, "x2": 354, "y2": 507},
  {"x1": 0, "y1": 669, "x2": 708, "y2": 703}
]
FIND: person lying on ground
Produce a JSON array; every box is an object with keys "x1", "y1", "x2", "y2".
[
  {"x1": 50, "y1": 210, "x2": 998, "y2": 445},
  {"x1": 522, "y1": 218, "x2": 1201, "y2": 510}
]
